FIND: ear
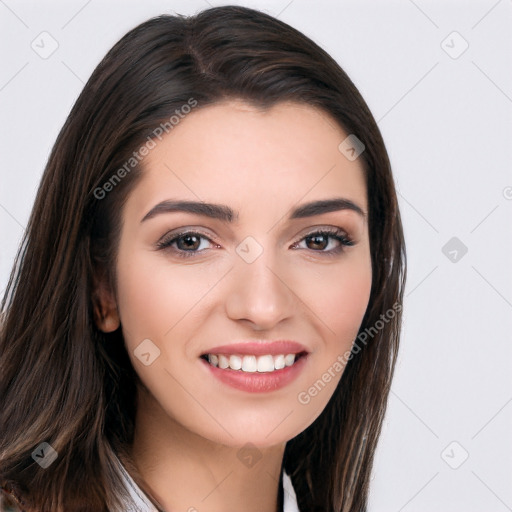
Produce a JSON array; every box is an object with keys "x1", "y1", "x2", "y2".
[{"x1": 91, "y1": 267, "x2": 120, "y2": 333}]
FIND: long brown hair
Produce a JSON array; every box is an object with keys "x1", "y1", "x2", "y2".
[{"x1": 0, "y1": 6, "x2": 406, "y2": 511}]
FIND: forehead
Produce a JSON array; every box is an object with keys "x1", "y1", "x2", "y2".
[{"x1": 128, "y1": 99, "x2": 367, "y2": 221}]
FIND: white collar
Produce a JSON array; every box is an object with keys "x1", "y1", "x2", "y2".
[{"x1": 114, "y1": 453, "x2": 299, "y2": 511}]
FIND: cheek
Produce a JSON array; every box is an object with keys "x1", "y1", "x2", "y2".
[
  {"x1": 115, "y1": 252, "x2": 164, "y2": 342},
  {"x1": 332, "y1": 265, "x2": 371, "y2": 338},
  {"x1": 298, "y1": 255, "x2": 372, "y2": 348},
  {"x1": 115, "y1": 248, "x2": 216, "y2": 345},
  {"x1": 290, "y1": 256, "x2": 372, "y2": 418}
]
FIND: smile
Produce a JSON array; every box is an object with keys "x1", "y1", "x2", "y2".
[
  {"x1": 199, "y1": 351, "x2": 309, "y2": 393},
  {"x1": 201, "y1": 352, "x2": 307, "y2": 373}
]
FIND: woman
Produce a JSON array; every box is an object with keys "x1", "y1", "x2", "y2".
[{"x1": 0, "y1": 5, "x2": 406, "y2": 511}]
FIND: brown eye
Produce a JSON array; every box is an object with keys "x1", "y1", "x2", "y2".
[
  {"x1": 175, "y1": 234, "x2": 201, "y2": 251},
  {"x1": 305, "y1": 233, "x2": 329, "y2": 251},
  {"x1": 156, "y1": 231, "x2": 216, "y2": 258},
  {"x1": 292, "y1": 228, "x2": 354, "y2": 256}
]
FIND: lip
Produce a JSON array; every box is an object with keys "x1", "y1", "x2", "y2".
[
  {"x1": 200, "y1": 340, "x2": 309, "y2": 357},
  {"x1": 200, "y1": 352, "x2": 309, "y2": 393}
]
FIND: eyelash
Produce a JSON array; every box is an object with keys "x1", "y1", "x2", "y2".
[{"x1": 156, "y1": 228, "x2": 354, "y2": 259}]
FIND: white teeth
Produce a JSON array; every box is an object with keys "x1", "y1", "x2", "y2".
[
  {"x1": 257, "y1": 355, "x2": 275, "y2": 372},
  {"x1": 206, "y1": 353, "x2": 299, "y2": 372},
  {"x1": 274, "y1": 354, "x2": 285, "y2": 370},
  {"x1": 242, "y1": 355, "x2": 257, "y2": 372},
  {"x1": 284, "y1": 354, "x2": 296, "y2": 367},
  {"x1": 229, "y1": 355, "x2": 242, "y2": 370}
]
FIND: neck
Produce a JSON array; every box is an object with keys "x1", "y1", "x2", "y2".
[{"x1": 130, "y1": 385, "x2": 285, "y2": 512}]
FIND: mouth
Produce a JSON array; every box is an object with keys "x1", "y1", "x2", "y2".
[
  {"x1": 199, "y1": 341, "x2": 310, "y2": 393},
  {"x1": 200, "y1": 351, "x2": 308, "y2": 373}
]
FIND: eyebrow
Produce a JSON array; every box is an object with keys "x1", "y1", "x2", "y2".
[{"x1": 140, "y1": 197, "x2": 366, "y2": 223}]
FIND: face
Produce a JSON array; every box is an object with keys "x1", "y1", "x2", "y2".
[{"x1": 105, "y1": 99, "x2": 372, "y2": 448}]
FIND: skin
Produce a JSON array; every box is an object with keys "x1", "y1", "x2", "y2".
[{"x1": 94, "y1": 99, "x2": 372, "y2": 512}]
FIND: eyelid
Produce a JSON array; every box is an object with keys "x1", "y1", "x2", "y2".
[
  {"x1": 296, "y1": 224, "x2": 352, "y2": 239},
  {"x1": 156, "y1": 226, "x2": 218, "y2": 244},
  {"x1": 156, "y1": 224, "x2": 353, "y2": 244}
]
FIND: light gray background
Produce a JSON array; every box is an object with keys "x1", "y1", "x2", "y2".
[{"x1": 1, "y1": 1, "x2": 511, "y2": 510}]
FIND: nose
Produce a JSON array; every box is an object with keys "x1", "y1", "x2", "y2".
[{"x1": 224, "y1": 251, "x2": 295, "y2": 331}]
